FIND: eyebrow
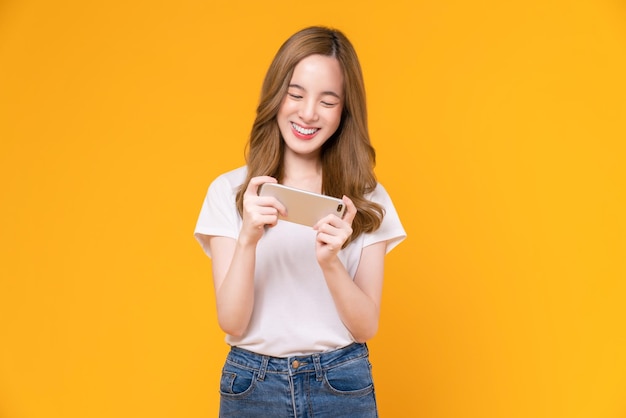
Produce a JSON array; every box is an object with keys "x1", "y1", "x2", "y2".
[{"x1": 288, "y1": 83, "x2": 342, "y2": 100}]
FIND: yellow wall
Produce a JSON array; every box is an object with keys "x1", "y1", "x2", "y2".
[{"x1": 1, "y1": 1, "x2": 625, "y2": 417}]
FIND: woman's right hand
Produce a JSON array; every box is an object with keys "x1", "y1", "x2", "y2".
[{"x1": 239, "y1": 176, "x2": 287, "y2": 245}]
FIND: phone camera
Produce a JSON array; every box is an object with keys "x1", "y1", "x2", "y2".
[{"x1": 337, "y1": 204, "x2": 343, "y2": 212}]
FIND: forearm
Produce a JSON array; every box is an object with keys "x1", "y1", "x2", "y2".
[
  {"x1": 321, "y1": 258, "x2": 380, "y2": 342},
  {"x1": 215, "y1": 240, "x2": 257, "y2": 337},
  {"x1": 208, "y1": 176, "x2": 285, "y2": 337}
]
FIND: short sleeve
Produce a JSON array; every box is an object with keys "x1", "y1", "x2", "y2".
[
  {"x1": 193, "y1": 168, "x2": 246, "y2": 257},
  {"x1": 362, "y1": 184, "x2": 407, "y2": 253}
]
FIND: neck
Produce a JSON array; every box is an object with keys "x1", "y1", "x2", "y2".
[{"x1": 282, "y1": 151, "x2": 323, "y2": 193}]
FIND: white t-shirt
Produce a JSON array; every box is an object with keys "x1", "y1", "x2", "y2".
[{"x1": 194, "y1": 166, "x2": 406, "y2": 357}]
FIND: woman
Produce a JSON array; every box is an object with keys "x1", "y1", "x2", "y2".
[{"x1": 195, "y1": 26, "x2": 406, "y2": 417}]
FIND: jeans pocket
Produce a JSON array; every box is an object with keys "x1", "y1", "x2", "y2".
[
  {"x1": 324, "y1": 357, "x2": 374, "y2": 396},
  {"x1": 219, "y1": 363, "x2": 257, "y2": 398}
]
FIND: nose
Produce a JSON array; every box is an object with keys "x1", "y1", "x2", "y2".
[{"x1": 298, "y1": 99, "x2": 319, "y2": 123}]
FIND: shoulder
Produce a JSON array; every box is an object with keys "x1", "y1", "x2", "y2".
[
  {"x1": 203, "y1": 166, "x2": 248, "y2": 205},
  {"x1": 211, "y1": 166, "x2": 248, "y2": 189},
  {"x1": 208, "y1": 166, "x2": 247, "y2": 194},
  {"x1": 366, "y1": 182, "x2": 395, "y2": 207},
  {"x1": 362, "y1": 182, "x2": 406, "y2": 252}
]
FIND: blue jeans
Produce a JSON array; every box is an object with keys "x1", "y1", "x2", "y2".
[{"x1": 218, "y1": 343, "x2": 378, "y2": 417}]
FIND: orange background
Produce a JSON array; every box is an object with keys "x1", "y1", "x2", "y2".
[{"x1": 1, "y1": 1, "x2": 625, "y2": 417}]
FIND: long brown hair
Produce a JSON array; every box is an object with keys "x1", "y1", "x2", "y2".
[{"x1": 236, "y1": 26, "x2": 384, "y2": 244}]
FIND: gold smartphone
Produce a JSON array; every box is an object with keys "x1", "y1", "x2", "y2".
[{"x1": 258, "y1": 183, "x2": 346, "y2": 227}]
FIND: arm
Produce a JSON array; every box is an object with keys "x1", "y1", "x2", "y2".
[
  {"x1": 314, "y1": 196, "x2": 387, "y2": 342},
  {"x1": 203, "y1": 176, "x2": 286, "y2": 337}
]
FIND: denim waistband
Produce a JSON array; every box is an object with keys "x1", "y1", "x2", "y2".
[{"x1": 226, "y1": 343, "x2": 369, "y2": 380}]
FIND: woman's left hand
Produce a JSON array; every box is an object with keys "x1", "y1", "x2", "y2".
[{"x1": 313, "y1": 195, "x2": 357, "y2": 265}]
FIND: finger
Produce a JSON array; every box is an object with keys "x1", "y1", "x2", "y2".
[
  {"x1": 257, "y1": 205, "x2": 280, "y2": 216},
  {"x1": 255, "y1": 196, "x2": 287, "y2": 217},
  {"x1": 244, "y1": 208, "x2": 280, "y2": 230},
  {"x1": 315, "y1": 230, "x2": 344, "y2": 253},
  {"x1": 315, "y1": 230, "x2": 339, "y2": 246},
  {"x1": 312, "y1": 195, "x2": 356, "y2": 230},
  {"x1": 243, "y1": 194, "x2": 278, "y2": 220},
  {"x1": 315, "y1": 222, "x2": 351, "y2": 245},
  {"x1": 314, "y1": 221, "x2": 338, "y2": 235},
  {"x1": 260, "y1": 214, "x2": 280, "y2": 228},
  {"x1": 313, "y1": 213, "x2": 345, "y2": 231},
  {"x1": 341, "y1": 195, "x2": 357, "y2": 224},
  {"x1": 245, "y1": 176, "x2": 277, "y2": 196}
]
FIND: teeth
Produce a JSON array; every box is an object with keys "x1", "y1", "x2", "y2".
[{"x1": 292, "y1": 123, "x2": 318, "y2": 135}]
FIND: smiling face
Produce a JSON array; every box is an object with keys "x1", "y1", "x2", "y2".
[{"x1": 277, "y1": 54, "x2": 344, "y2": 162}]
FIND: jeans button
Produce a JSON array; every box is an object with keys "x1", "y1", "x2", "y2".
[{"x1": 292, "y1": 360, "x2": 300, "y2": 369}]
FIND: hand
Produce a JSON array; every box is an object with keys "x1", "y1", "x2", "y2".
[
  {"x1": 240, "y1": 176, "x2": 287, "y2": 246},
  {"x1": 313, "y1": 195, "x2": 357, "y2": 265}
]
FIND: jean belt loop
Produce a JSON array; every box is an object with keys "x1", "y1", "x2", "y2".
[
  {"x1": 313, "y1": 354, "x2": 323, "y2": 381},
  {"x1": 257, "y1": 355, "x2": 269, "y2": 381}
]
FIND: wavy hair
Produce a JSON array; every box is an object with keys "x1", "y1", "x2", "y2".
[{"x1": 236, "y1": 26, "x2": 384, "y2": 244}]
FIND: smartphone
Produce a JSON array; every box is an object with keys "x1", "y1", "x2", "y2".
[{"x1": 258, "y1": 183, "x2": 346, "y2": 227}]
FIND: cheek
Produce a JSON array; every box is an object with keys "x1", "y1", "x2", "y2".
[
  {"x1": 278, "y1": 100, "x2": 297, "y2": 118},
  {"x1": 326, "y1": 108, "x2": 343, "y2": 130}
]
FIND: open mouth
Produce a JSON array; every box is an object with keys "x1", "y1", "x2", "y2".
[{"x1": 291, "y1": 122, "x2": 319, "y2": 138}]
